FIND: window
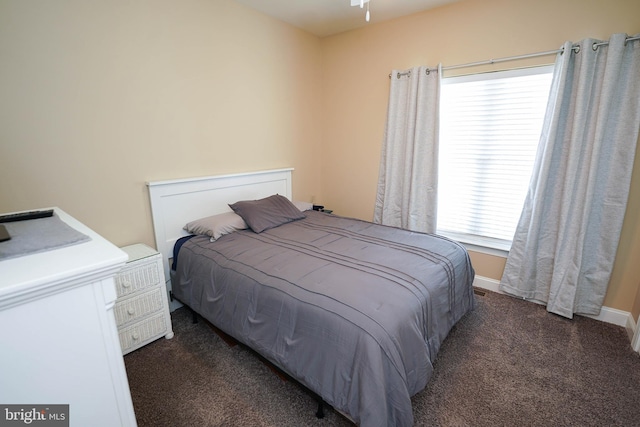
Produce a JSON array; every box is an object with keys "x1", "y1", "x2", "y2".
[{"x1": 437, "y1": 66, "x2": 554, "y2": 252}]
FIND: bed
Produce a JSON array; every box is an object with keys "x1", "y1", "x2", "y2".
[{"x1": 147, "y1": 168, "x2": 475, "y2": 427}]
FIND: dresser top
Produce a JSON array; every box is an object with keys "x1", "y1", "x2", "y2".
[{"x1": 0, "y1": 208, "x2": 127, "y2": 308}]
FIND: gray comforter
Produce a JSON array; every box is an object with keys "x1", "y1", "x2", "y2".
[{"x1": 173, "y1": 211, "x2": 475, "y2": 426}]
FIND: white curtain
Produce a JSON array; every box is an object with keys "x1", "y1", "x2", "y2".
[
  {"x1": 374, "y1": 65, "x2": 441, "y2": 233},
  {"x1": 500, "y1": 34, "x2": 640, "y2": 318}
]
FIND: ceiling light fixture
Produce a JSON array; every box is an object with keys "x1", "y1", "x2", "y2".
[{"x1": 350, "y1": 0, "x2": 370, "y2": 22}]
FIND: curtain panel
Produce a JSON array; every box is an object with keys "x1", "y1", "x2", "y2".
[
  {"x1": 500, "y1": 34, "x2": 640, "y2": 318},
  {"x1": 374, "y1": 65, "x2": 441, "y2": 234}
]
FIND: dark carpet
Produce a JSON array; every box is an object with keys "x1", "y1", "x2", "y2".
[{"x1": 124, "y1": 290, "x2": 640, "y2": 426}]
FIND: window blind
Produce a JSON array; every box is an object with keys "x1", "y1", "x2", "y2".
[{"x1": 437, "y1": 66, "x2": 554, "y2": 251}]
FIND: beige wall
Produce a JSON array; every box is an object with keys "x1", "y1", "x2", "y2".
[
  {"x1": 320, "y1": 0, "x2": 640, "y2": 317},
  {"x1": 0, "y1": 0, "x2": 323, "y2": 248}
]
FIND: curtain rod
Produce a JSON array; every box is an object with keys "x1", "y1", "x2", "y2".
[
  {"x1": 389, "y1": 48, "x2": 559, "y2": 79},
  {"x1": 443, "y1": 48, "x2": 561, "y2": 71},
  {"x1": 592, "y1": 34, "x2": 640, "y2": 50},
  {"x1": 389, "y1": 35, "x2": 640, "y2": 79}
]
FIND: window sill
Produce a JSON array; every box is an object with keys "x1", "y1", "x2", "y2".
[{"x1": 437, "y1": 231, "x2": 510, "y2": 258}]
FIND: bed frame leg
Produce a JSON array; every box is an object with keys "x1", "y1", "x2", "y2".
[
  {"x1": 190, "y1": 309, "x2": 198, "y2": 324},
  {"x1": 315, "y1": 399, "x2": 325, "y2": 419}
]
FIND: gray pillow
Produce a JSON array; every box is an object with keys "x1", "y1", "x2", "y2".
[{"x1": 229, "y1": 194, "x2": 305, "y2": 233}]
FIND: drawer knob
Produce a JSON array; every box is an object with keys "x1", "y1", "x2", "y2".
[
  {"x1": 132, "y1": 333, "x2": 139, "y2": 340},
  {"x1": 122, "y1": 281, "x2": 131, "y2": 288},
  {"x1": 127, "y1": 308, "x2": 135, "y2": 316}
]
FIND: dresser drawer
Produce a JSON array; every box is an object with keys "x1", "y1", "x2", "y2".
[
  {"x1": 114, "y1": 259, "x2": 160, "y2": 297},
  {"x1": 114, "y1": 287, "x2": 164, "y2": 327},
  {"x1": 118, "y1": 312, "x2": 167, "y2": 354}
]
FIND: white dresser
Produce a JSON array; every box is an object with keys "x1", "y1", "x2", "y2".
[
  {"x1": 115, "y1": 244, "x2": 173, "y2": 354},
  {"x1": 0, "y1": 208, "x2": 137, "y2": 427}
]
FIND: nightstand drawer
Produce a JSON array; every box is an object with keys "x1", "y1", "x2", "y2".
[
  {"x1": 114, "y1": 259, "x2": 160, "y2": 297},
  {"x1": 118, "y1": 312, "x2": 167, "y2": 353},
  {"x1": 114, "y1": 287, "x2": 164, "y2": 327}
]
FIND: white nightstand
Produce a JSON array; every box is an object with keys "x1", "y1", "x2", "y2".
[{"x1": 115, "y1": 243, "x2": 174, "y2": 355}]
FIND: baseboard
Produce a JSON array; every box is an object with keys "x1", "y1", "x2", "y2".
[
  {"x1": 473, "y1": 276, "x2": 633, "y2": 331},
  {"x1": 628, "y1": 315, "x2": 639, "y2": 350},
  {"x1": 633, "y1": 323, "x2": 640, "y2": 353},
  {"x1": 473, "y1": 275, "x2": 502, "y2": 294}
]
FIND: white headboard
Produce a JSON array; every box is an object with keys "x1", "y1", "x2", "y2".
[{"x1": 147, "y1": 168, "x2": 293, "y2": 296}]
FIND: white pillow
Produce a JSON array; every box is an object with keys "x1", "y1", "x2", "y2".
[
  {"x1": 293, "y1": 201, "x2": 313, "y2": 212},
  {"x1": 183, "y1": 211, "x2": 248, "y2": 241}
]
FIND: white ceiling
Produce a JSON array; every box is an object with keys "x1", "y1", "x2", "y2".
[{"x1": 233, "y1": 0, "x2": 460, "y2": 38}]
